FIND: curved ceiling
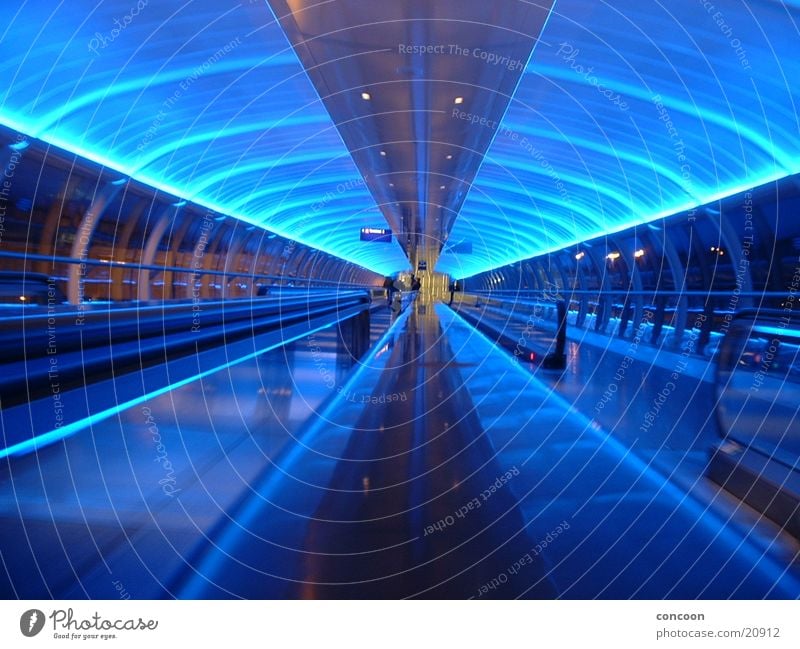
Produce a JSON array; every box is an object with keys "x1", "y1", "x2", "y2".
[
  {"x1": 0, "y1": 0, "x2": 410, "y2": 275},
  {"x1": 265, "y1": 0, "x2": 553, "y2": 272},
  {"x1": 1, "y1": 1, "x2": 799, "y2": 281},
  {"x1": 436, "y1": 0, "x2": 800, "y2": 279}
]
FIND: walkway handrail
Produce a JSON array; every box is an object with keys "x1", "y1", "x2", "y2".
[
  {"x1": 0, "y1": 250, "x2": 376, "y2": 289},
  {"x1": 714, "y1": 308, "x2": 800, "y2": 465}
]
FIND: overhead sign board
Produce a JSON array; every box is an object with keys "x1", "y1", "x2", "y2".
[{"x1": 360, "y1": 227, "x2": 392, "y2": 243}]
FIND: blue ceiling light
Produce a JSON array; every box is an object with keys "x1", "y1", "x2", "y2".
[
  {"x1": 437, "y1": 0, "x2": 800, "y2": 279},
  {"x1": 0, "y1": 0, "x2": 409, "y2": 275}
]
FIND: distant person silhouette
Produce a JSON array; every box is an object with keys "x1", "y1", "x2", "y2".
[
  {"x1": 448, "y1": 279, "x2": 458, "y2": 306},
  {"x1": 383, "y1": 276, "x2": 397, "y2": 307},
  {"x1": 390, "y1": 279, "x2": 403, "y2": 314}
]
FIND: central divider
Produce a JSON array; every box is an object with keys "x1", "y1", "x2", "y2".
[
  {"x1": 175, "y1": 300, "x2": 556, "y2": 599},
  {"x1": 174, "y1": 304, "x2": 415, "y2": 597}
]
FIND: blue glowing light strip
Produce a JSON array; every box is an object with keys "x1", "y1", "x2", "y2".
[
  {"x1": 0, "y1": 117, "x2": 406, "y2": 275},
  {"x1": 179, "y1": 305, "x2": 414, "y2": 596},
  {"x1": 440, "y1": 167, "x2": 799, "y2": 280},
  {"x1": 0, "y1": 317, "x2": 352, "y2": 460},
  {"x1": 439, "y1": 302, "x2": 800, "y2": 590},
  {"x1": 451, "y1": 0, "x2": 561, "y2": 239}
]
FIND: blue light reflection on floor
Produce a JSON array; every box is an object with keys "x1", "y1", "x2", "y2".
[{"x1": 0, "y1": 318, "x2": 345, "y2": 460}]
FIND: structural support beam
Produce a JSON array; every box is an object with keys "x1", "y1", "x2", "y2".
[
  {"x1": 138, "y1": 207, "x2": 176, "y2": 302},
  {"x1": 186, "y1": 214, "x2": 221, "y2": 299},
  {"x1": 110, "y1": 198, "x2": 149, "y2": 300},
  {"x1": 221, "y1": 226, "x2": 249, "y2": 299},
  {"x1": 647, "y1": 224, "x2": 687, "y2": 347},
  {"x1": 67, "y1": 178, "x2": 126, "y2": 305}
]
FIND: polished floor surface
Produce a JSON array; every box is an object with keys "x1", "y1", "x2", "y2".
[{"x1": 1, "y1": 299, "x2": 798, "y2": 599}]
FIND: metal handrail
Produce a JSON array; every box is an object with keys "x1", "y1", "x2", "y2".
[
  {"x1": 472, "y1": 289, "x2": 783, "y2": 299},
  {"x1": 462, "y1": 289, "x2": 794, "y2": 353},
  {"x1": 0, "y1": 291, "x2": 371, "y2": 329},
  {"x1": 0, "y1": 250, "x2": 376, "y2": 289}
]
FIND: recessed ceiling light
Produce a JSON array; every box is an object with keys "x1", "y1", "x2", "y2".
[
  {"x1": 454, "y1": 96, "x2": 464, "y2": 104},
  {"x1": 389, "y1": 182, "x2": 394, "y2": 187},
  {"x1": 380, "y1": 150, "x2": 386, "y2": 156},
  {"x1": 439, "y1": 185, "x2": 445, "y2": 190},
  {"x1": 446, "y1": 154, "x2": 453, "y2": 160},
  {"x1": 361, "y1": 92, "x2": 371, "y2": 100}
]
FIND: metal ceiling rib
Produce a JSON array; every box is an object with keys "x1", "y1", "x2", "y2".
[
  {"x1": 266, "y1": 0, "x2": 554, "y2": 270},
  {"x1": 437, "y1": 0, "x2": 800, "y2": 279},
  {"x1": 2, "y1": 2, "x2": 798, "y2": 281},
  {"x1": 0, "y1": 0, "x2": 409, "y2": 275}
]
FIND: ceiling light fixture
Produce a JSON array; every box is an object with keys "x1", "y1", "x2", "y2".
[
  {"x1": 361, "y1": 92, "x2": 371, "y2": 100},
  {"x1": 454, "y1": 96, "x2": 464, "y2": 104}
]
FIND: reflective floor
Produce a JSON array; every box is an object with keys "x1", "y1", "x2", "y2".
[
  {"x1": 1, "y1": 299, "x2": 799, "y2": 599},
  {"x1": 0, "y1": 310, "x2": 389, "y2": 598},
  {"x1": 454, "y1": 302, "x2": 720, "y2": 477},
  {"x1": 181, "y1": 299, "x2": 555, "y2": 599}
]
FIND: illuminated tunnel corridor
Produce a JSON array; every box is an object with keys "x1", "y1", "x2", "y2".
[{"x1": 0, "y1": 0, "x2": 799, "y2": 600}]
